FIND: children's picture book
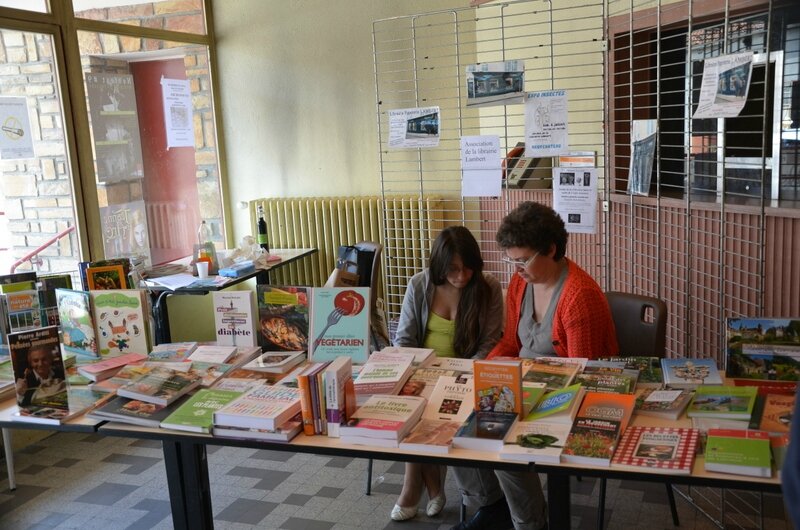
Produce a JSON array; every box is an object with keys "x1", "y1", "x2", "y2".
[
  {"x1": 634, "y1": 388, "x2": 694, "y2": 420},
  {"x1": 399, "y1": 375, "x2": 475, "y2": 453},
  {"x1": 473, "y1": 359, "x2": 523, "y2": 417},
  {"x1": 55, "y1": 288, "x2": 99, "y2": 361},
  {"x1": 726, "y1": 318, "x2": 800, "y2": 381},
  {"x1": 452, "y1": 410, "x2": 519, "y2": 452},
  {"x1": 500, "y1": 420, "x2": 571, "y2": 464},
  {"x1": 86, "y1": 264, "x2": 128, "y2": 290},
  {"x1": 8, "y1": 326, "x2": 66, "y2": 407},
  {"x1": 611, "y1": 426, "x2": 700, "y2": 474},
  {"x1": 687, "y1": 385, "x2": 757, "y2": 420},
  {"x1": 213, "y1": 384, "x2": 302, "y2": 431},
  {"x1": 90, "y1": 290, "x2": 149, "y2": 357},
  {"x1": 661, "y1": 358, "x2": 723, "y2": 388},
  {"x1": 212, "y1": 291, "x2": 258, "y2": 347},
  {"x1": 704, "y1": 428, "x2": 772, "y2": 477},
  {"x1": 256, "y1": 285, "x2": 310, "y2": 352},
  {"x1": 520, "y1": 358, "x2": 580, "y2": 391},
  {"x1": 160, "y1": 388, "x2": 243, "y2": 433},
  {"x1": 309, "y1": 287, "x2": 371, "y2": 364}
]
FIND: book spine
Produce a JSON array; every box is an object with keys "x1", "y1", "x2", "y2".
[
  {"x1": 297, "y1": 373, "x2": 315, "y2": 436},
  {"x1": 316, "y1": 369, "x2": 327, "y2": 435}
]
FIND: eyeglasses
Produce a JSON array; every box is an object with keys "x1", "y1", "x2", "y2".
[{"x1": 501, "y1": 251, "x2": 539, "y2": 269}]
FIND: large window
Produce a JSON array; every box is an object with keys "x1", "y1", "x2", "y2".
[
  {"x1": 610, "y1": 4, "x2": 800, "y2": 206},
  {"x1": 0, "y1": 0, "x2": 225, "y2": 274}
]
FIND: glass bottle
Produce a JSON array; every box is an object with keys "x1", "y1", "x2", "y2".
[{"x1": 256, "y1": 205, "x2": 270, "y2": 253}]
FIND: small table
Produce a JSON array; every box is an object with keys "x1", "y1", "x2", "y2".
[{"x1": 144, "y1": 248, "x2": 317, "y2": 344}]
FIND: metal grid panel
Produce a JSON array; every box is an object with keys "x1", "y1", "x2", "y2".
[{"x1": 373, "y1": 0, "x2": 608, "y2": 320}]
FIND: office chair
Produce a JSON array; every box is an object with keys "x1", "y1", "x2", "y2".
[{"x1": 595, "y1": 292, "x2": 677, "y2": 529}]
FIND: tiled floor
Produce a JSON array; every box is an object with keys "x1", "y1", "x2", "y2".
[{"x1": 0, "y1": 431, "x2": 790, "y2": 529}]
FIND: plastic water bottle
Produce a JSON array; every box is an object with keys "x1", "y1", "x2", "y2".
[{"x1": 197, "y1": 220, "x2": 212, "y2": 246}]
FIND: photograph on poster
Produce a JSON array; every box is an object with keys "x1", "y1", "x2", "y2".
[
  {"x1": 388, "y1": 106, "x2": 440, "y2": 149},
  {"x1": 628, "y1": 120, "x2": 658, "y2": 196},
  {"x1": 466, "y1": 60, "x2": 525, "y2": 108}
]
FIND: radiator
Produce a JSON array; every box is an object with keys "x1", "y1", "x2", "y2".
[
  {"x1": 146, "y1": 201, "x2": 191, "y2": 250},
  {"x1": 251, "y1": 196, "x2": 443, "y2": 316}
]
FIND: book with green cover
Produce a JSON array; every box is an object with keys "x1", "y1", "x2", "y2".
[
  {"x1": 687, "y1": 385, "x2": 757, "y2": 420},
  {"x1": 160, "y1": 388, "x2": 243, "y2": 433},
  {"x1": 601, "y1": 356, "x2": 663, "y2": 388},
  {"x1": 524, "y1": 383, "x2": 585, "y2": 423},
  {"x1": 704, "y1": 428, "x2": 772, "y2": 477},
  {"x1": 574, "y1": 372, "x2": 634, "y2": 394}
]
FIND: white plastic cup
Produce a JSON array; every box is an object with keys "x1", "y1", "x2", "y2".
[{"x1": 196, "y1": 261, "x2": 210, "y2": 279}]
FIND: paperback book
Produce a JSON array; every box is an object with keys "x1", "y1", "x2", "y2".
[
  {"x1": 601, "y1": 356, "x2": 664, "y2": 389},
  {"x1": 187, "y1": 345, "x2": 237, "y2": 364},
  {"x1": 687, "y1": 385, "x2": 758, "y2": 420},
  {"x1": 323, "y1": 356, "x2": 353, "y2": 437},
  {"x1": 399, "y1": 375, "x2": 474, "y2": 453},
  {"x1": 749, "y1": 393, "x2": 793, "y2": 434},
  {"x1": 12, "y1": 387, "x2": 113, "y2": 425},
  {"x1": 353, "y1": 357, "x2": 414, "y2": 405},
  {"x1": 8, "y1": 326, "x2": 66, "y2": 407},
  {"x1": 160, "y1": 388, "x2": 243, "y2": 433},
  {"x1": 5, "y1": 290, "x2": 42, "y2": 332},
  {"x1": 116, "y1": 365, "x2": 201, "y2": 406},
  {"x1": 704, "y1": 428, "x2": 772, "y2": 478},
  {"x1": 372, "y1": 346, "x2": 436, "y2": 367},
  {"x1": 147, "y1": 341, "x2": 198, "y2": 362},
  {"x1": 399, "y1": 367, "x2": 458, "y2": 399},
  {"x1": 89, "y1": 394, "x2": 189, "y2": 428},
  {"x1": 611, "y1": 426, "x2": 700, "y2": 474},
  {"x1": 474, "y1": 359, "x2": 523, "y2": 417},
  {"x1": 213, "y1": 384, "x2": 302, "y2": 431},
  {"x1": 87, "y1": 362, "x2": 154, "y2": 393},
  {"x1": 309, "y1": 287, "x2": 371, "y2": 364},
  {"x1": 427, "y1": 357, "x2": 474, "y2": 373},
  {"x1": 524, "y1": 383, "x2": 585, "y2": 423},
  {"x1": 256, "y1": 285, "x2": 310, "y2": 352},
  {"x1": 339, "y1": 394, "x2": 426, "y2": 446},
  {"x1": 55, "y1": 289, "x2": 99, "y2": 360},
  {"x1": 726, "y1": 317, "x2": 800, "y2": 381},
  {"x1": 212, "y1": 291, "x2": 258, "y2": 347},
  {"x1": 561, "y1": 416, "x2": 621, "y2": 467},
  {"x1": 76, "y1": 352, "x2": 147, "y2": 382},
  {"x1": 499, "y1": 420, "x2": 571, "y2": 464},
  {"x1": 634, "y1": 388, "x2": 694, "y2": 420},
  {"x1": 451, "y1": 410, "x2": 518, "y2": 452},
  {"x1": 573, "y1": 372, "x2": 635, "y2": 394},
  {"x1": 520, "y1": 358, "x2": 580, "y2": 391},
  {"x1": 86, "y1": 264, "x2": 128, "y2": 290},
  {"x1": 661, "y1": 358, "x2": 723, "y2": 388},
  {"x1": 212, "y1": 415, "x2": 303, "y2": 442},
  {"x1": 242, "y1": 351, "x2": 306, "y2": 374}
]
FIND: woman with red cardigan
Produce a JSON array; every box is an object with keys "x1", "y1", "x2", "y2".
[{"x1": 449, "y1": 201, "x2": 618, "y2": 530}]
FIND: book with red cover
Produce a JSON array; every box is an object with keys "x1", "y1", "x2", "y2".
[
  {"x1": 732, "y1": 378, "x2": 797, "y2": 396},
  {"x1": 611, "y1": 426, "x2": 700, "y2": 474},
  {"x1": 473, "y1": 359, "x2": 523, "y2": 418},
  {"x1": 76, "y1": 352, "x2": 147, "y2": 381}
]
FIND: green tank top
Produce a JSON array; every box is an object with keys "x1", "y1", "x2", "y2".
[{"x1": 422, "y1": 311, "x2": 457, "y2": 358}]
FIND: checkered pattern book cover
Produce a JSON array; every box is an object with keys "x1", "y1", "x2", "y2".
[{"x1": 611, "y1": 426, "x2": 699, "y2": 474}]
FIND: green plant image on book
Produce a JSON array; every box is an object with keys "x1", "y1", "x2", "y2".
[{"x1": 516, "y1": 433, "x2": 561, "y2": 449}]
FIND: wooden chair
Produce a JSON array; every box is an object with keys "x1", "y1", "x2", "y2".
[{"x1": 595, "y1": 292, "x2": 678, "y2": 529}]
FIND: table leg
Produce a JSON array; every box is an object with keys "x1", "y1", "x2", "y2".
[
  {"x1": 2, "y1": 428, "x2": 15, "y2": 491},
  {"x1": 162, "y1": 440, "x2": 213, "y2": 529},
  {"x1": 547, "y1": 473, "x2": 570, "y2": 528}
]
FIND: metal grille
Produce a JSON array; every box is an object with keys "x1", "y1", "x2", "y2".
[{"x1": 373, "y1": 0, "x2": 800, "y2": 369}]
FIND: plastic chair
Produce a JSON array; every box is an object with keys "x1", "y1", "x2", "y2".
[{"x1": 595, "y1": 292, "x2": 677, "y2": 529}]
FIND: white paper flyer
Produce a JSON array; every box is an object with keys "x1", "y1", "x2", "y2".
[
  {"x1": 161, "y1": 77, "x2": 195, "y2": 148},
  {"x1": 460, "y1": 135, "x2": 502, "y2": 197},
  {"x1": 388, "y1": 106, "x2": 440, "y2": 149},
  {"x1": 0, "y1": 97, "x2": 34, "y2": 159},
  {"x1": 693, "y1": 52, "x2": 753, "y2": 119},
  {"x1": 552, "y1": 167, "x2": 598, "y2": 234},
  {"x1": 524, "y1": 90, "x2": 569, "y2": 157}
]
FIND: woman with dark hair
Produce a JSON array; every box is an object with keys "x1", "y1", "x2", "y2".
[
  {"x1": 390, "y1": 226, "x2": 503, "y2": 521},
  {"x1": 449, "y1": 201, "x2": 617, "y2": 530}
]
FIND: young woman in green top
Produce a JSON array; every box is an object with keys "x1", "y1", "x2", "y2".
[{"x1": 391, "y1": 226, "x2": 504, "y2": 521}]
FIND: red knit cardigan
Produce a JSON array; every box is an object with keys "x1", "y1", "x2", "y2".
[{"x1": 487, "y1": 259, "x2": 618, "y2": 360}]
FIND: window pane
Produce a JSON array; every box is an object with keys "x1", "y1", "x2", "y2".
[
  {"x1": 73, "y1": 0, "x2": 206, "y2": 35},
  {"x1": 0, "y1": 1, "x2": 48, "y2": 13},
  {"x1": 79, "y1": 31, "x2": 222, "y2": 266},
  {"x1": 0, "y1": 29, "x2": 81, "y2": 275}
]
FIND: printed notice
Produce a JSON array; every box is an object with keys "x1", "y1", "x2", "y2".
[
  {"x1": 465, "y1": 60, "x2": 525, "y2": 108},
  {"x1": 460, "y1": 135, "x2": 501, "y2": 197},
  {"x1": 524, "y1": 90, "x2": 569, "y2": 157},
  {"x1": 0, "y1": 97, "x2": 34, "y2": 159},
  {"x1": 552, "y1": 167, "x2": 598, "y2": 234},
  {"x1": 693, "y1": 52, "x2": 753, "y2": 119},
  {"x1": 388, "y1": 106, "x2": 440, "y2": 149},
  {"x1": 161, "y1": 78, "x2": 195, "y2": 148}
]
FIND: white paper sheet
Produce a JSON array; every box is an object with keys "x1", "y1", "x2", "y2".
[
  {"x1": 524, "y1": 90, "x2": 569, "y2": 157},
  {"x1": 693, "y1": 52, "x2": 753, "y2": 119},
  {"x1": 388, "y1": 106, "x2": 440, "y2": 149},
  {"x1": 552, "y1": 167, "x2": 598, "y2": 234},
  {"x1": 460, "y1": 135, "x2": 502, "y2": 197},
  {"x1": 161, "y1": 77, "x2": 195, "y2": 149},
  {"x1": 0, "y1": 97, "x2": 34, "y2": 159}
]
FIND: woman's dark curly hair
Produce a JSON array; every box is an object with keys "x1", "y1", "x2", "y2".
[
  {"x1": 428, "y1": 226, "x2": 490, "y2": 357},
  {"x1": 495, "y1": 201, "x2": 568, "y2": 260}
]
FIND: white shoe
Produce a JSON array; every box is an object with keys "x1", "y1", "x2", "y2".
[
  {"x1": 426, "y1": 491, "x2": 446, "y2": 517},
  {"x1": 391, "y1": 503, "x2": 418, "y2": 521}
]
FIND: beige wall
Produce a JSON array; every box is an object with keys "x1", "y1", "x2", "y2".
[{"x1": 213, "y1": 0, "x2": 465, "y2": 242}]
